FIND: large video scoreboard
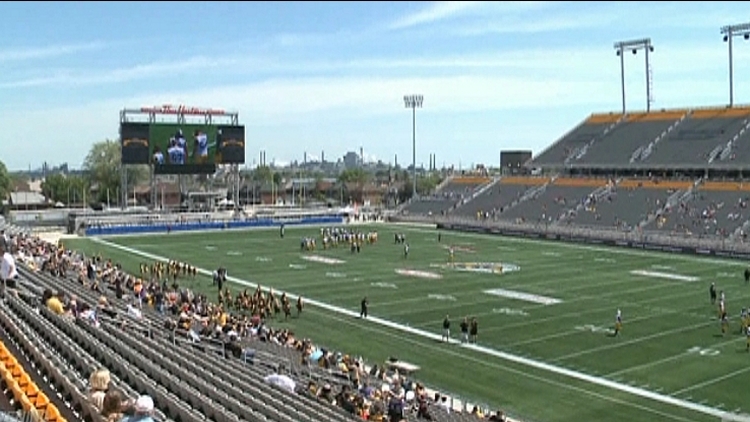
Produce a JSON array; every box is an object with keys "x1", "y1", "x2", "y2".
[{"x1": 119, "y1": 105, "x2": 245, "y2": 174}]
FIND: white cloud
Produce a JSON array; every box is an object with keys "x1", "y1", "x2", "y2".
[
  {"x1": 4, "y1": 39, "x2": 747, "y2": 91},
  {"x1": 0, "y1": 55, "x2": 271, "y2": 89},
  {"x1": 0, "y1": 41, "x2": 106, "y2": 63},
  {"x1": 5, "y1": 17, "x2": 750, "y2": 169},
  {"x1": 424, "y1": 2, "x2": 745, "y2": 37},
  {"x1": 388, "y1": 1, "x2": 487, "y2": 30}
]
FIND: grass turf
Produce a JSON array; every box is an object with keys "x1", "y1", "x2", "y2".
[{"x1": 63, "y1": 224, "x2": 750, "y2": 422}]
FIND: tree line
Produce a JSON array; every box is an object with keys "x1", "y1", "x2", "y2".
[{"x1": 0, "y1": 139, "x2": 444, "y2": 208}]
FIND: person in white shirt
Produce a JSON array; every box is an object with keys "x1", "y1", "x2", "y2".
[{"x1": 0, "y1": 242, "x2": 18, "y2": 291}]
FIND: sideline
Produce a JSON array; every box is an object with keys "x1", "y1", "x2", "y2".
[{"x1": 89, "y1": 235, "x2": 748, "y2": 422}]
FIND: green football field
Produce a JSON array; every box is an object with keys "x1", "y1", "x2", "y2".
[{"x1": 64, "y1": 223, "x2": 750, "y2": 422}]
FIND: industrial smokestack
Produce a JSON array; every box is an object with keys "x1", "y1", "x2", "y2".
[
  {"x1": 321, "y1": 151, "x2": 325, "y2": 163},
  {"x1": 304, "y1": 151, "x2": 307, "y2": 164},
  {"x1": 360, "y1": 147, "x2": 364, "y2": 165},
  {"x1": 394, "y1": 154, "x2": 398, "y2": 168}
]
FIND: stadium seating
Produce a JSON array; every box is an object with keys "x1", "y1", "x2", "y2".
[
  {"x1": 402, "y1": 176, "x2": 492, "y2": 216},
  {"x1": 529, "y1": 113, "x2": 621, "y2": 166},
  {"x1": 494, "y1": 178, "x2": 604, "y2": 224},
  {"x1": 0, "y1": 226, "x2": 507, "y2": 422},
  {"x1": 570, "y1": 179, "x2": 690, "y2": 231},
  {"x1": 641, "y1": 108, "x2": 750, "y2": 166},
  {"x1": 453, "y1": 176, "x2": 549, "y2": 219},
  {"x1": 440, "y1": 177, "x2": 492, "y2": 194},
  {"x1": 401, "y1": 198, "x2": 458, "y2": 216},
  {"x1": 573, "y1": 110, "x2": 687, "y2": 166},
  {"x1": 646, "y1": 180, "x2": 750, "y2": 237}
]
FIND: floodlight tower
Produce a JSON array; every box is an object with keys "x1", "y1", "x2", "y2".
[
  {"x1": 403, "y1": 94, "x2": 423, "y2": 199},
  {"x1": 721, "y1": 23, "x2": 750, "y2": 107},
  {"x1": 614, "y1": 38, "x2": 654, "y2": 113}
]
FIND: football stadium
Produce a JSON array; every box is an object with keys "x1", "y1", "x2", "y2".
[
  {"x1": 5, "y1": 4, "x2": 750, "y2": 422},
  {"x1": 5, "y1": 103, "x2": 750, "y2": 422}
]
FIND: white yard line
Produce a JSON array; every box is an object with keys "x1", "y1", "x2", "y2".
[
  {"x1": 505, "y1": 309, "x2": 668, "y2": 348},
  {"x1": 551, "y1": 320, "x2": 717, "y2": 362},
  {"x1": 90, "y1": 236, "x2": 744, "y2": 422},
  {"x1": 305, "y1": 306, "x2": 702, "y2": 422},
  {"x1": 415, "y1": 282, "x2": 701, "y2": 333},
  {"x1": 671, "y1": 366, "x2": 750, "y2": 397},
  {"x1": 607, "y1": 337, "x2": 744, "y2": 378}
]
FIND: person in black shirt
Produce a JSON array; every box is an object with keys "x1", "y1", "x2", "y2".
[
  {"x1": 442, "y1": 315, "x2": 451, "y2": 342},
  {"x1": 360, "y1": 297, "x2": 368, "y2": 318},
  {"x1": 460, "y1": 317, "x2": 469, "y2": 343},
  {"x1": 745, "y1": 268, "x2": 750, "y2": 284},
  {"x1": 469, "y1": 317, "x2": 478, "y2": 344},
  {"x1": 710, "y1": 282, "x2": 717, "y2": 305}
]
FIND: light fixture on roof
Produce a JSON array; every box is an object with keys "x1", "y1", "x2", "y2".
[{"x1": 613, "y1": 38, "x2": 655, "y2": 114}]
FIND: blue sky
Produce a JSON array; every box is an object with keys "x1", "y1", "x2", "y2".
[{"x1": 1, "y1": 1, "x2": 749, "y2": 171}]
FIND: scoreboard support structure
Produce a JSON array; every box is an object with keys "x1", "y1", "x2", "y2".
[{"x1": 119, "y1": 105, "x2": 241, "y2": 210}]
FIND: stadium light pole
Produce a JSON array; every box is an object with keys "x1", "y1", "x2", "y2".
[
  {"x1": 403, "y1": 94, "x2": 423, "y2": 199},
  {"x1": 614, "y1": 38, "x2": 654, "y2": 113},
  {"x1": 721, "y1": 23, "x2": 750, "y2": 107}
]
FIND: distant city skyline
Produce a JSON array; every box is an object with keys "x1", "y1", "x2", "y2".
[{"x1": 1, "y1": 1, "x2": 749, "y2": 171}]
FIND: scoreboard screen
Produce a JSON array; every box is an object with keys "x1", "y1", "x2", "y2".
[
  {"x1": 216, "y1": 125, "x2": 245, "y2": 164},
  {"x1": 120, "y1": 123, "x2": 151, "y2": 164}
]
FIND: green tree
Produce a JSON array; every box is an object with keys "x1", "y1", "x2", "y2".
[
  {"x1": 40, "y1": 174, "x2": 91, "y2": 204},
  {"x1": 83, "y1": 140, "x2": 147, "y2": 204},
  {"x1": 40, "y1": 173, "x2": 68, "y2": 203},
  {"x1": 0, "y1": 160, "x2": 10, "y2": 202},
  {"x1": 272, "y1": 172, "x2": 282, "y2": 187},
  {"x1": 338, "y1": 168, "x2": 368, "y2": 185},
  {"x1": 252, "y1": 165, "x2": 273, "y2": 183}
]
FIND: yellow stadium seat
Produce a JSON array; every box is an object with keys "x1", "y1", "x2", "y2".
[
  {"x1": 16, "y1": 372, "x2": 31, "y2": 388},
  {"x1": 33, "y1": 392, "x2": 49, "y2": 410},
  {"x1": 2, "y1": 355, "x2": 18, "y2": 369},
  {"x1": 43, "y1": 405, "x2": 64, "y2": 422},
  {"x1": 23, "y1": 382, "x2": 39, "y2": 399},
  {"x1": 10, "y1": 365, "x2": 23, "y2": 379}
]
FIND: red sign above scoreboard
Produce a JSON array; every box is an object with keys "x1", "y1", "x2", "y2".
[{"x1": 139, "y1": 104, "x2": 228, "y2": 116}]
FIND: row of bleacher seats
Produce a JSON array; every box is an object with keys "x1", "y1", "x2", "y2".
[
  {"x1": 0, "y1": 227, "x2": 509, "y2": 422},
  {"x1": 401, "y1": 177, "x2": 495, "y2": 216},
  {"x1": 405, "y1": 177, "x2": 750, "y2": 239},
  {"x1": 533, "y1": 106, "x2": 750, "y2": 167}
]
